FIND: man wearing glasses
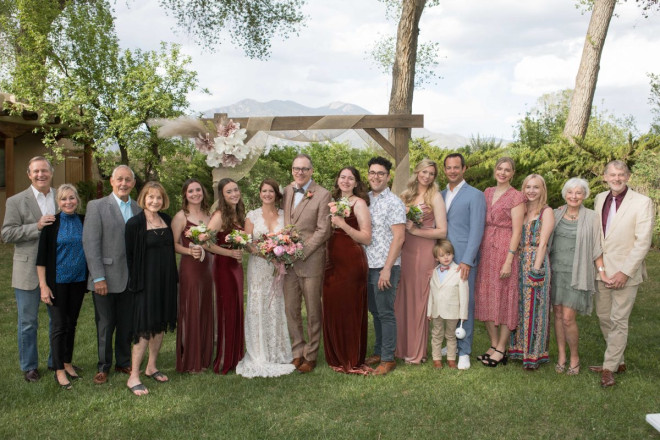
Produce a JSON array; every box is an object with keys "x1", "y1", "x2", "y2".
[
  {"x1": 364, "y1": 156, "x2": 406, "y2": 375},
  {"x1": 282, "y1": 154, "x2": 332, "y2": 373}
]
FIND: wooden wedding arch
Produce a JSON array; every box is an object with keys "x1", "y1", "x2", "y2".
[{"x1": 203, "y1": 113, "x2": 424, "y2": 195}]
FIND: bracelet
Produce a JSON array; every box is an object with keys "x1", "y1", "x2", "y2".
[
  {"x1": 508, "y1": 249, "x2": 515, "y2": 255},
  {"x1": 598, "y1": 266, "x2": 605, "y2": 272}
]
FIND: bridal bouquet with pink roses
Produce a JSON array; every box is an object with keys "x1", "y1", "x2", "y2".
[{"x1": 255, "y1": 225, "x2": 304, "y2": 272}]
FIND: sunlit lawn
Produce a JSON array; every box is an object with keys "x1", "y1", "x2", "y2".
[{"x1": 0, "y1": 242, "x2": 658, "y2": 439}]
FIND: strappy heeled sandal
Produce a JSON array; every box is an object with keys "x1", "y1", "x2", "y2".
[
  {"x1": 476, "y1": 346, "x2": 496, "y2": 362},
  {"x1": 482, "y1": 348, "x2": 508, "y2": 368}
]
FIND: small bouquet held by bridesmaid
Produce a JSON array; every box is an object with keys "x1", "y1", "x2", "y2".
[
  {"x1": 328, "y1": 197, "x2": 351, "y2": 227},
  {"x1": 224, "y1": 229, "x2": 252, "y2": 249},
  {"x1": 185, "y1": 222, "x2": 216, "y2": 246},
  {"x1": 328, "y1": 197, "x2": 351, "y2": 217},
  {"x1": 184, "y1": 222, "x2": 216, "y2": 262},
  {"x1": 406, "y1": 204, "x2": 423, "y2": 226}
]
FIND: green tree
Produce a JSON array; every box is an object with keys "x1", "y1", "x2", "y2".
[{"x1": 157, "y1": 0, "x2": 306, "y2": 59}]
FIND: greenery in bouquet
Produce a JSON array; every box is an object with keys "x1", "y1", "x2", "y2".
[
  {"x1": 406, "y1": 204, "x2": 423, "y2": 226},
  {"x1": 255, "y1": 224, "x2": 304, "y2": 268},
  {"x1": 184, "y1": 221, "x2": 217, "y2": 246},
  {"x1": 224, "y1": 229, "x2": 252, "y2": 249},
  {"x1": 328, "y1": 197, "x2": 351, "y2": 218}
]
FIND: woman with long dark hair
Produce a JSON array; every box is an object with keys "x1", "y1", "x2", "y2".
[
  {"x1": 236, "y1": 179, "x2": 296, "y2": 378},
  {"x1": 171, "y1": 179, "x2": 213, "y2": 373},
  {"x1": 322, "y1": 167, "x2": 372, "y2": 374},
  {"x1": 207, "y1": 178, "x2": 246, "y2": 374}
]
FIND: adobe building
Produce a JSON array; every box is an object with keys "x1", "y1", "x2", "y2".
[{"x1": 1, "y1": 92, "x2": 93, "y2": 225}]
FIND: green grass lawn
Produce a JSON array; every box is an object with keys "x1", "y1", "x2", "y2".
[{"x1": 0, "y1": 242, "x2": 658, "y2": 439}]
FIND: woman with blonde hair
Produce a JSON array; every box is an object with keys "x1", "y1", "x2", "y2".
[
  {"x1": 125, "y1": 181, "x2": 178, "y2": 395},
  {"x1": 36, "y1": 184, "x2": 87, "y2": 389},
  {"x1": 509, "y1": 174, "x2": 554, "y2": 370},
  {"x1": 394, "y1": 158, "x2": 447, "y2": 364},
  {"x1": 475, "y1": 157, "x2": 526, "y2": 367}
]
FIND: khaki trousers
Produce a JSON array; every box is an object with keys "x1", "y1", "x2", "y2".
[
  {"x1": 595, "y1": 281, "x2": 638, "y2": 372},
  {"x1": 284, "y1": 273, "x2": 323, "y2": 362},
  {"x1": 431, "y1": 317, "x2": 458, "y2": 361}
]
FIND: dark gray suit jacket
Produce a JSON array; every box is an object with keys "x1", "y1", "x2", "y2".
[
  {"x1": 83, "y1": 194, "x2": 141, "y2": 293},
  {"x1": 2, "y1": 187, "x2": 56, "y2": 290}
]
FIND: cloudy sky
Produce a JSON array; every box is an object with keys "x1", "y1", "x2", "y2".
[{"x1": 114, "y1": 0, "x2": 660, "y2": 140}]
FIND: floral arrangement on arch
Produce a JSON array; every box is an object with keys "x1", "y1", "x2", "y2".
[
  {"x1": 194, "y1": 120, "x2": 249, "y2": 168},
  {"x1": 150, "y1": 117, "x2": 253, "y2": 169}
]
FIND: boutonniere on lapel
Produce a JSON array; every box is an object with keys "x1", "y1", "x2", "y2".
[{"x1": 304, "y1": 191, "x2": 314, "y2": 200}]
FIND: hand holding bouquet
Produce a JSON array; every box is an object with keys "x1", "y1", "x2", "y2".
[
  {"x1": 406, "y1": 204, "x2": 423, "y2": 227},
  {"x1": 328, "y1": 197, "x2": 351, "y2": 228},
  {"x1": 185, "y1": 222, "x2": 216, "y2": 246},
  {"x1": 224, "y1": 229, "x2": 252, "y2": 249},
  {"x1": 255, "y1": 225, "x2": 304, "y2": 274}
]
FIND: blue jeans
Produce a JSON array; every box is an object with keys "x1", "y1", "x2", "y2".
[
  {"x1": 15, "y1": 288, "x2": 53, "y2": 371},
  {"x1": 456, "y1": 266, "x2": 477, "y2": 356},
  {"x1": 367, "y1": 266, "x2": 401, "y2": 362}
]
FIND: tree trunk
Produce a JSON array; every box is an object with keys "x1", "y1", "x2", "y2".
[
  {"x1": 563, "y1": 0, "x2": 616, "y2": 141},
  {"x1": 389, "y1": 0, "x2": 426, "y2": 195}
]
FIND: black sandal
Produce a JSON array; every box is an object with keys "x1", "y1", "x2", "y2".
[
  {"x1": 482, "y1": 349, "x2": 508, "y2": 367},
  {"x1": 476, "y1": 346, "x2": 496, "y2": 362}
]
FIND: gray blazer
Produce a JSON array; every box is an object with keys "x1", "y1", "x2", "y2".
[
  {"x1": 2, "y1": 187, "x2": 56, "y2": 290},
  {"x1": 83, "y1": 194, "x2": 141, "y2": 293}
]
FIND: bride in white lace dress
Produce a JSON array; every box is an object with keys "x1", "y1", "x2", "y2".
[{"x1": 236, "y1": 180, "x2": 296, "y2": 378}]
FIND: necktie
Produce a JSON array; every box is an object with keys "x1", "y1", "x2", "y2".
[{"x1": 605, "y1": 196, "x2": 616, "y2": 235}]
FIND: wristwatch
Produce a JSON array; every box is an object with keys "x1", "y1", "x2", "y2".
[{"x1": 598, "y1": 266, "x2": 605, "y2": 272}]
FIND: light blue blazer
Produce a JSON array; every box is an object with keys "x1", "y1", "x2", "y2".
[{"x1": 442, "y1": 182, "x2": 486, "y2": 268}]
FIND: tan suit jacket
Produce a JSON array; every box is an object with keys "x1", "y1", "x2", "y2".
[
  {"x1": 2, "y1": 187, "x2": 56, "y2": 290},
  {"x1": 594, "y1": 188, "x2": 655, "y2": 286},
  {"x1": 426, "y1": 262, "x2": 469, "y2": 321},
  {"x1": 282, "y1": 180, "x2": 332, "y2": 277}
]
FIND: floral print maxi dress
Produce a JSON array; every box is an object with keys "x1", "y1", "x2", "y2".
[{"x1": 509, "y1": 207, "x2": 551, "y2": 369}]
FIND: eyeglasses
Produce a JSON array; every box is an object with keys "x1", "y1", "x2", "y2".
[
  {"x1": 368, "y1": 171, "x2": 388, "y2": 178},
  {"x1": 292, "y1": 167, "x2": 311, "y2": 174}
]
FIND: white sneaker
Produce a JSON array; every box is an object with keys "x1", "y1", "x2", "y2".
[
  {"x1": 457, "y1": 354, "x2": 470, "y2": 370},
  {"x1": 441, "y1": 346, "x2": 447, "y2": 357}
]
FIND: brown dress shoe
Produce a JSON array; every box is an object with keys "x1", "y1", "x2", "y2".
[
  {"x1": 433, "y1": 360, "x2": 443, "y2": 369},
  {"x1": 447, "y1": 360, "x2": 458, "y2": 369},
  {"x1": 297, "y1": 360, "x2": 316, "y2": 374},
  {"x1": 365, "y1": 355, "x2": 381, "y2": 366},
  {"x1": 291, "y1": 357, "x2": 304, "y2": 369},
  {"x1": 93, "y1": 372, "x2": 108, "y2": 384},
  {"x1": 372, "y1": 361, "x2": 396, "y2": 376},
  {"x1": 589, "y1": 364, "x2": 626, "y2": 374},
  {"x1": 24, "y1": 369, "x2": 40, "y2": 382},
  {"x1": 115, "y1": 366, "x2": 132, "y2": 375},
  {"x1": 600, "y1": 369, "x2": 616, "y2": 388}
]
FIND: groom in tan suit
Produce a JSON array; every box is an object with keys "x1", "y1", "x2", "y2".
[
  {"x1": 283, "y1": 154, "x2": 332, "y2": 373},
  {"x1": 589, "y1": 160, "x2": 654, "y2": 388}
]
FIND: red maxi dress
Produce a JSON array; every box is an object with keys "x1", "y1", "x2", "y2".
[{"x1": 213, "y1": 228, "x2": 244, "y2": 374}]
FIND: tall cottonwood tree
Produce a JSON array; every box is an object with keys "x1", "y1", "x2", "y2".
[
  {"x1": 375, "y1": 0, "x2": 439, "y2": 193},
  {"x1": 564, "y1": 0, "x2": 659, "y2": 141}
]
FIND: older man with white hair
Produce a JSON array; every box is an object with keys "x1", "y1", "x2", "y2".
[{"x1": 589, "y1": 160, "x2": 655, "y2": 388}]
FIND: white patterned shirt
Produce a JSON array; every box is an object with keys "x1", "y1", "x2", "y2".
[{"x1": 365, "y1": 188, "x2": 406, "y2": 268}]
